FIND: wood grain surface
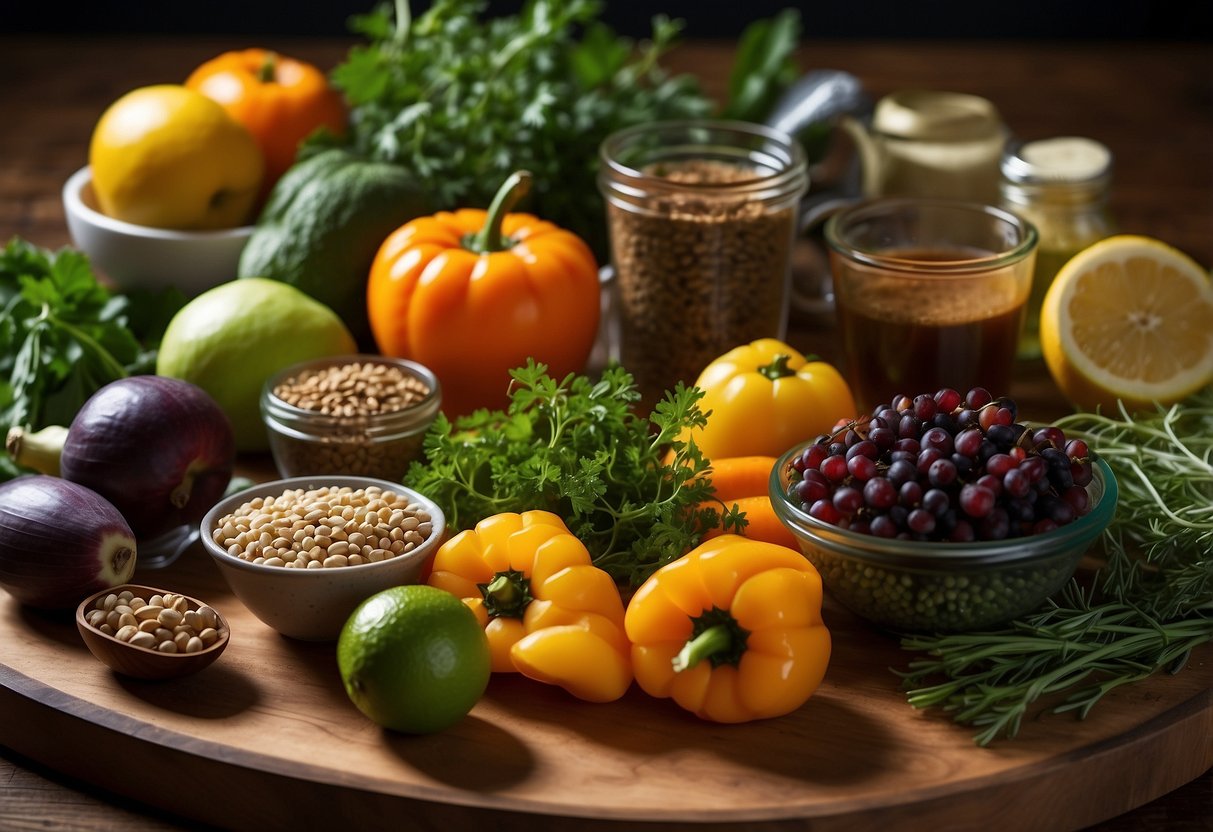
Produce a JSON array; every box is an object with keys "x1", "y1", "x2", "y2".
[
  {"x1": 1, "y1": 35, "x2": 1211, "y2": 832},
  {"x1": 1, "y1": 541, "x2": 1210, "y2": 831}
]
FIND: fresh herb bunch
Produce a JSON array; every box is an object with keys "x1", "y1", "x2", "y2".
[
  {"x1": 319, "y1": 0, "x2": 800, "y2": 258},
  {"x1": 0, "y1": 237, "x2": 184, "y2": 480},
  {"x1": 899, "y1": 392, "x2": 1213, "y2": 746},
  {"x1": 404, "y1": 360, "x2": 744, "y2": 586}
]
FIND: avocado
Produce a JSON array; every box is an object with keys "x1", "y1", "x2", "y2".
[{"x1": 238, "y1": 148, "x2": 430, "y2": 348}]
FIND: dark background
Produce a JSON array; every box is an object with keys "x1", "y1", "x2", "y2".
[{"x1": 5, "y1": 0, "x2": 1212, "y2": 39}]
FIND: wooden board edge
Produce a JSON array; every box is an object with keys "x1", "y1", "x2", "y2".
[{"x1": 3, "y1": 660, "x2": 1211, "y2": 831}]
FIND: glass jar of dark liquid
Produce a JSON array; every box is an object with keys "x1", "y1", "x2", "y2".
[{"x1": 825, "y1": 199, "x2": 1038, "y2": 410}]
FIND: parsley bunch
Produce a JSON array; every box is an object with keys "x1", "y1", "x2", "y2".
[
  {"x1": 321, "y1": 0, "x2": 799, "y2": 258},
  {"x1": 404, "y1": 361, "x2": 743, "y2": 586},
  {"x1": 0, "y1": 238, "x2": 183, "y2": 481}
]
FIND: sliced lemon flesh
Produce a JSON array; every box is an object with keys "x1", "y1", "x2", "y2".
[{"x1": 1040, "y1": 235, "x2": 1213, "y2": 412}]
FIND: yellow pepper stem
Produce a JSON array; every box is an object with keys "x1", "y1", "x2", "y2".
[
  {"x1": 757, "y1": 354, "x2": 796, "y2": 381},
  {"x1": 672, "y1": 624, "x2": 733, "y2": 673},
  {"x1": 478, "y1": 568, "x2": 533, "y2": 619}
]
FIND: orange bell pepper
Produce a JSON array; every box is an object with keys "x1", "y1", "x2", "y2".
[
  {"x1": 624, "y1": 535, "x2": 830, "y2": 723},
  {"x1": 366, "y1": 171, "x2": 600, "y2": 417},
  {"x1": 427, "y1": 510, "x2": 631, "y2": 702},
  {"x1": 186, "y1": 48, "x2": 347, "y2": 191}
]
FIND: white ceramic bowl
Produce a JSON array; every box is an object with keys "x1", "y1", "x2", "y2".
[
  {"x1": 199, "y1": 476, "x2": 446, "y2": 641},
  {"x1": 62, "y1": 166, "x2": 254, "y2": 296}
]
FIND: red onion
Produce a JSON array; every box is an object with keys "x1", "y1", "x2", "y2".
[
  {"x1": 0, "y1": 476, "x2": 136, "y2": 609},
  {"x1": 55, "y1": 376, "x2": 236, "y2": 540}
]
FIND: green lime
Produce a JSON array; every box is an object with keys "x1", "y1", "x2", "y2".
[
  {"x1": 337, "y1": 585, "x2": 491, "y2": 734},
  {"x1": 155, "y1": 277, "x2": 356, "y2": 451}
]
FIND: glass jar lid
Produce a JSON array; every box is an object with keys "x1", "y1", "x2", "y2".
[{"x1": 1001, "y1": 137, "x2": 1112, "y2": 185}]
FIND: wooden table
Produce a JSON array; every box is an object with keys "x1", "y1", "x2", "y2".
[{"x1": 1, "y1": 36, "x2": 1210, "y2": 831}]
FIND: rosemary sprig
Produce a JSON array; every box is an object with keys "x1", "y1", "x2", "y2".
[{"x1": 899, "y1": 390, "x2": 1213, "y2": 745}]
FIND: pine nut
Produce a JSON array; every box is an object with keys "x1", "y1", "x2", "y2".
[
  {"x1": 85, "y1": 591, "x2": 226, "y2": 656},
  {"x1": 158, "y1": 609, "x2": 183, "y2": 628},
  {"x1": 129, "y1": 631, "x2": 156, "y2": 648}
]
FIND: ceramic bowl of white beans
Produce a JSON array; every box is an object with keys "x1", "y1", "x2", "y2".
[{"x1": 199, "y1": 476, "x2": 446, "y2": 641}]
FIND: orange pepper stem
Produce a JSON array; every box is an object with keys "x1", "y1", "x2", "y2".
[
  {"x1": 478, "y1": 568, "x2": 533, "y2": 619},
  {"x1": 672, "y1": 607, "x2": 750, "y2": 672},
  {"x1": 757, "y1": 354, "x2": 796, "y2": 381},
  {"x1": 256, "y1": 52, "x2": 278, "y2": 84},
  {"x1": 467, "y1": 170, "x2": 533, "y2": 254}
]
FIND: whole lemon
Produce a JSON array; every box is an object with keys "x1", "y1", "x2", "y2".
[
  {"x1": 338, "y1": 585, "x2": 491, "y2": 734},
  {"x1": 89, "y1": 85, "x2": 264, "y2": 230},
  {"x1": 156, "y1": 278, "x2": 356, "y2": 451}
]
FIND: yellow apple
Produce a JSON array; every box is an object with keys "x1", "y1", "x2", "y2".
[{"x1": 89, "y1": 85, "x2": 264, "y2": 230}]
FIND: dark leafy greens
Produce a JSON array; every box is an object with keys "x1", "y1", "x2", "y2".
[
  {"x1": 0, "y1": 237, "x2": 184, "y2": 481},
  {"x1": 404, "y1": 361, "x2": 745, "y2": 587},
  {"x1": 316, "y1": 0, "x2": 801, "y2": 258}
]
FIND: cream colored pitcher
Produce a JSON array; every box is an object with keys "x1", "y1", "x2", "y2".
[{"x1": 843, "y1": 90, "x2": 1007, "y2": 203}]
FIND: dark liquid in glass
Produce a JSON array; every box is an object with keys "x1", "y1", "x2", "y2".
[{"x1": 833, "y1": 247, "x2": 1027, "y2": 409}]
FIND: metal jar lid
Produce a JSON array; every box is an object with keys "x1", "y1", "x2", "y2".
[
  {"x1": 871, "y1": 90, "x2": 1004, "y2": 142},
  {"x1": 1001, "y1": 136, "x2": 1113, "y2": 185}
]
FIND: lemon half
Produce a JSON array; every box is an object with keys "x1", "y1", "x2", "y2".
[{"x1": 1040, "y1": 235, "x2": 1213, "y2": 412}]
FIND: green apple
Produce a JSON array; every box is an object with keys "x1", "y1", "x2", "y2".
[{"x1": 156, "y1": 278, "x2": 357, "y2": 451}]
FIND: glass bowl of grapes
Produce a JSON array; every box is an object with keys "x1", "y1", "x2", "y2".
[{"x1": 769, "y1": 386, "x2": 1118, "y2": 632}]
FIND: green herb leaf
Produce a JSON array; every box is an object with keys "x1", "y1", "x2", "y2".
[
  {"x1": 318, "y1": 0, "x2": 722, "y2": 259},
  {"x1": 0, "y1": 237, "x2": 186, "y2": 482},
  {"x1": 721, "y1": 8, "x2": 802, "y2": 123},
  {"x1": 404, "y1": 360, "x2": 719, "y2": 585}
]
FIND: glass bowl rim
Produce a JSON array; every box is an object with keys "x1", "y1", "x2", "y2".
[
  {"x1": 769, "y1": 441, "x2": 1117, "y2": 569},
  {"x1": 260, "y1": 353, "x2": 442, "y2": 430}
]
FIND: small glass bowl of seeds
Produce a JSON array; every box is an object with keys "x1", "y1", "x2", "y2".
[
  {"x1": 76, "y1": 584, "x2": 230, "y2": 680},
  {"x1": 199, "y1": 476, "x2": 447, "y2": 641},
  {"x1": 261, "y1": 355, "x2": 441, "y2": 481}
]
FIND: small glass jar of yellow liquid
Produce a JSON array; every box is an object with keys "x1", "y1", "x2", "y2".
[{"x1": 1000, "y1": 137, "x2": 1115, "y2": 359}]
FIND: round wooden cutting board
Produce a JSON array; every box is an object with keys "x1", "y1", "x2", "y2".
[{"x1": 0, "y1": 540, "x2": 1208, "y2": 831}]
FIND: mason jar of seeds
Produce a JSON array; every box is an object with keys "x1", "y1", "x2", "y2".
[
  {"x1": 260, "y1": 355, "x2": 441, "y2": 481},
  {"x1": 599, "y1": 121, "x2": 809, "y2": 405}
]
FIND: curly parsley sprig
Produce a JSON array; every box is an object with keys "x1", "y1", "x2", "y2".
[{"x1": 404, "y1": 361, "x2": 744, "y2": 586}]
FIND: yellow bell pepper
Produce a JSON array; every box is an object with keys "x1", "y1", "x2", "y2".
[
  {"x1": 624, "y1": 535, "x2": 830, "y2": 723},
  {"x1": 683, "y1": 338, "x2": 856, "y2": 460},
  {"x1": 427, "y1": 510, "x2": 631, "y2": 702}
]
